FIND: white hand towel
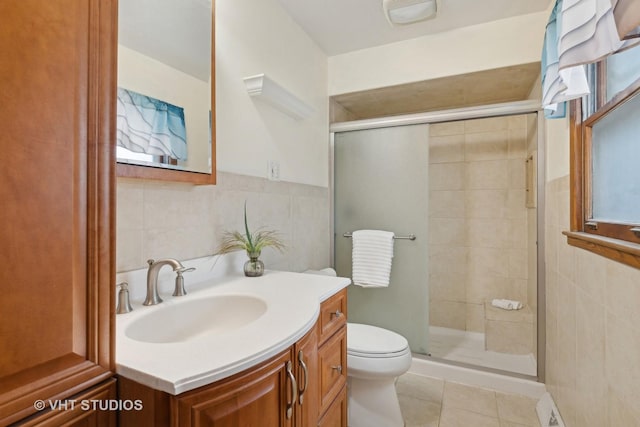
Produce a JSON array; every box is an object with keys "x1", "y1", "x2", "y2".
[
  {"x1": 491, "y1": 298, "x2": 523, "y2": 310},
  {"x1": 351, "y1": 230, "x2": 394, "y2": 288}
]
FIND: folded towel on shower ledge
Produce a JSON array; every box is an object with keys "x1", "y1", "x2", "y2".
[{"x1": 491, "y1": 298, "x2": 524, "y2": 310}]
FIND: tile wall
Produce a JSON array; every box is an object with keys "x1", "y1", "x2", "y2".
[
  {"x1": 545, "y1": 175, "x2": 640, "y2": 427},
  {"x1": 429, "y1": 115, "x2": 535, "y2": 338},
  {"x1": 116, "y1": 171, "x2": 330, "y2": 274}
]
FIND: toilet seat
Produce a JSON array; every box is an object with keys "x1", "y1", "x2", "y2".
[{"x1": 347, "y1": 323, "x2": 409, "y2": 358}]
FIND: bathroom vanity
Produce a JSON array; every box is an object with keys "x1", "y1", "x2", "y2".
[{"x1": 116, "y1": 269, "x2": 349, "y2": 427}]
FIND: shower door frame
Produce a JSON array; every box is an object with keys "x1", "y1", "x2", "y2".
[{"x1": 329, "y1": 99, "x2": 547, "y2": 382}]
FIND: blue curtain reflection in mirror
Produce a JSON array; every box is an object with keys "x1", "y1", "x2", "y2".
[{"x1": 116, "y1": 87, "x2": 188, "y2": 163}]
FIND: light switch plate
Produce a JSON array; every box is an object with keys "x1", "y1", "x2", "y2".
[{"x1": 268, "y1": 160, "x2": 280, "y2": 181}]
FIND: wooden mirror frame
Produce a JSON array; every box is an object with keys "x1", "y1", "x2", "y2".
[{"x1": 116, "y1": 1, "x2": 216, "y2": 185}]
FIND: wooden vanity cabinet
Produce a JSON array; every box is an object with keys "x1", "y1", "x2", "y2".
[
  {"x1": 318, "y1": 327, "x2": 347, "y2": 417},
  {"x1": 118, "y1": 289, "x2": 348, "y2": 427},
  {"x1": 317, "y1": 290, "x2": 348, "y2": 424},
  {"x1": 174, "y1": 350, "x2": 295, "y2": 427},
  {"x1": 318, "y1": 289, "x2": 347, "y2": 344},
  {"x1": 318, "y1": 389, "x2": 348, "y2": 427},
  {"x1": 294, "y1": 326, "x2": 319, "y2": 427},
  {"x1": 118, "y1": 349, "x2": 295, "y2": 427},
  {"x1": 176, "y1": 325, "x2": 321, "y2": 427},
  {"x1": 0, "y1": 0, "x2": 117, "y2": 425}
]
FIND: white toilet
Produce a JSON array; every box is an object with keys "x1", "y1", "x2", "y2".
[
  {"x1": 347, "y1": 323, "x2": 412, "y2": 427},
  {"x1": 303, "y1": 268, "x2": 412, "y2": 426}
]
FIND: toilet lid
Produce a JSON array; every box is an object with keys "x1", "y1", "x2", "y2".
[{"x1": 347, "y1": 323, "x2": 409, "y2": 357}]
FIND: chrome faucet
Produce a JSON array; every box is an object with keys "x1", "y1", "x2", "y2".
[{"x1": 144, "y1": 258, "x2": 195, "y2": 306}]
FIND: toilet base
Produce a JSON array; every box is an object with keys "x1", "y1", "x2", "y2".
[{"x1": 347, "y1": 377, "x2": 404, "y2": 427}]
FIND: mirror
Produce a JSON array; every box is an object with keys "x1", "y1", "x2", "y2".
[{"x1": 116, "y1": 0, "x2": 215, "y2": 184}]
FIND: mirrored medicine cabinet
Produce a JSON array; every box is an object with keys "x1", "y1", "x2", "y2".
[{"x1": 116, "y1": 0, "x2": 215, "y2": 184}]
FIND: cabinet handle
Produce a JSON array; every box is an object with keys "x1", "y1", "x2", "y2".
[
  {"x1": 331, "y1": 365, "x2": 343, "y2": 375},
  {"x1": 285, "y1": 361, "x2": 298, "y2": 419},
  {"x1": 297, "y1": 350, "x2": 308, "y2": 405},
  {"x1": 331, "y1": 309, "x2": 342, "y2": 318}
]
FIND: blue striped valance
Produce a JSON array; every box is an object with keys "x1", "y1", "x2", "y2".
[{"x1": 116, "y1": 88, "x2": 188, "y2": 160}]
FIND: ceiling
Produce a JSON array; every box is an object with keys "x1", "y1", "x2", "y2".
[
  {"x1": 273, "y1": 1, "x2": 548, "y2": 120},
  {"x1": 275, "y1": 0, "x2": 551, "y2": 55}
]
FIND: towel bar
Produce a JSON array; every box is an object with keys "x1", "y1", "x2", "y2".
[{"x1": 342, "y1": 232, "x2": 416, "y2": 241}]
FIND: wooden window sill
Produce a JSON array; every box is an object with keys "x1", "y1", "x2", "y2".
[{"x1": 564, "y1": 231, "x2": 640, "y2": 269}]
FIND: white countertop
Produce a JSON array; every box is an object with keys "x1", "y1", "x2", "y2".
[{"x1": 116, "y1": 269, "x2": 350, "y2": 395}]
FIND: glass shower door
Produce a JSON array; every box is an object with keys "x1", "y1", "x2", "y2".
[{"x1": 333, "y1": 124, "x2": 430, "y2": 354}]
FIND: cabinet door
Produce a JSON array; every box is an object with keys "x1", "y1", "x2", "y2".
[
  {"x1": 175, "y1": 350, "x2": 295, "y2": 427},
  {"x1": 318, "y1": 290, "x2": 347, "y2": 345},
  {"x1": 295, "y1": 326, "x2": 319, "y2": 427},
  {"x1": 318, "y1": 326, "x2": 347, "y2": 416},
  {"x1": 317, "y1": 385, "x2": 347, "y2": 427},
  {"x1": 0, "y1": 0, "x2": 116, "y2": 424}
]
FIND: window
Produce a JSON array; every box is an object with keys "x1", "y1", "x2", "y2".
[{"x1": 568, "y1": 45, "x2": 640, "y2": 268}]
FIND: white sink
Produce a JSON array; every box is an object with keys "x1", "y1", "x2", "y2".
[{"x1": 125, "y1": 295, "x2": 268, "y2": 344}]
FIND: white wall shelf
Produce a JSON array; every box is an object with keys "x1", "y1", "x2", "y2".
[{"x1": 243, "y1": 74, "x2": 314, "y2": 120}]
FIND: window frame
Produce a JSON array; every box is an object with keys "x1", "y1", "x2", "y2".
[{"x1": 567, "y1": 60, "x2": 640, "y2": 269}]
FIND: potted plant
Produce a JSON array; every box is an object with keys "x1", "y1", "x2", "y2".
[{"x1": 215, "y1": 203, "x2": 285, "y2": 277}]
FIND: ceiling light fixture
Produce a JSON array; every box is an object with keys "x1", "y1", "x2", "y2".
[{"x1": 382, "y1": 0, "x2": 438, "y2": 26}]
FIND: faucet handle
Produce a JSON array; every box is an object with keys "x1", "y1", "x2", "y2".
[
  {"x1": 116, "y1": 282, "x2": 133, "y2": 314},
  {"x1": 173, "y1": 267, "x2": 196, "y2": 297}
]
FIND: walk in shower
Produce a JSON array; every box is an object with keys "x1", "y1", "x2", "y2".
[{"x1": 332, "y1": 101, "x2": 544, "y2": 379}]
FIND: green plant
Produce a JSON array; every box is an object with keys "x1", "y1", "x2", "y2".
[{"x1": 215, "y1": 202, "x2": 285, "y2": 257}]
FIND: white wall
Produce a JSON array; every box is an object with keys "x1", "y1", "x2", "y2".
[
  {"x1": 328, "y1": 11, "x2": 548, "y2": 96},
  {"x1": 216, "y1": 0, "x2": 329, "y2": 186},
  {"x1": 118, "y1": 45, "x2": 211, "y2": 172}
]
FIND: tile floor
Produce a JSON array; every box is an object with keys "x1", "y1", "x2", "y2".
[{"x1": 397, "y1": 372, "x2": 541, "y2": 427}]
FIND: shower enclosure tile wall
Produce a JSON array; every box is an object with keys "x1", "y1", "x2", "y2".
[{"x1": 428, "y1": 115, "x2": 537, "y2": 356}]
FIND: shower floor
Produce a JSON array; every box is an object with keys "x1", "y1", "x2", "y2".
[{"x1": 428, "y1": 326, "x2": 537, "y2": 376}]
